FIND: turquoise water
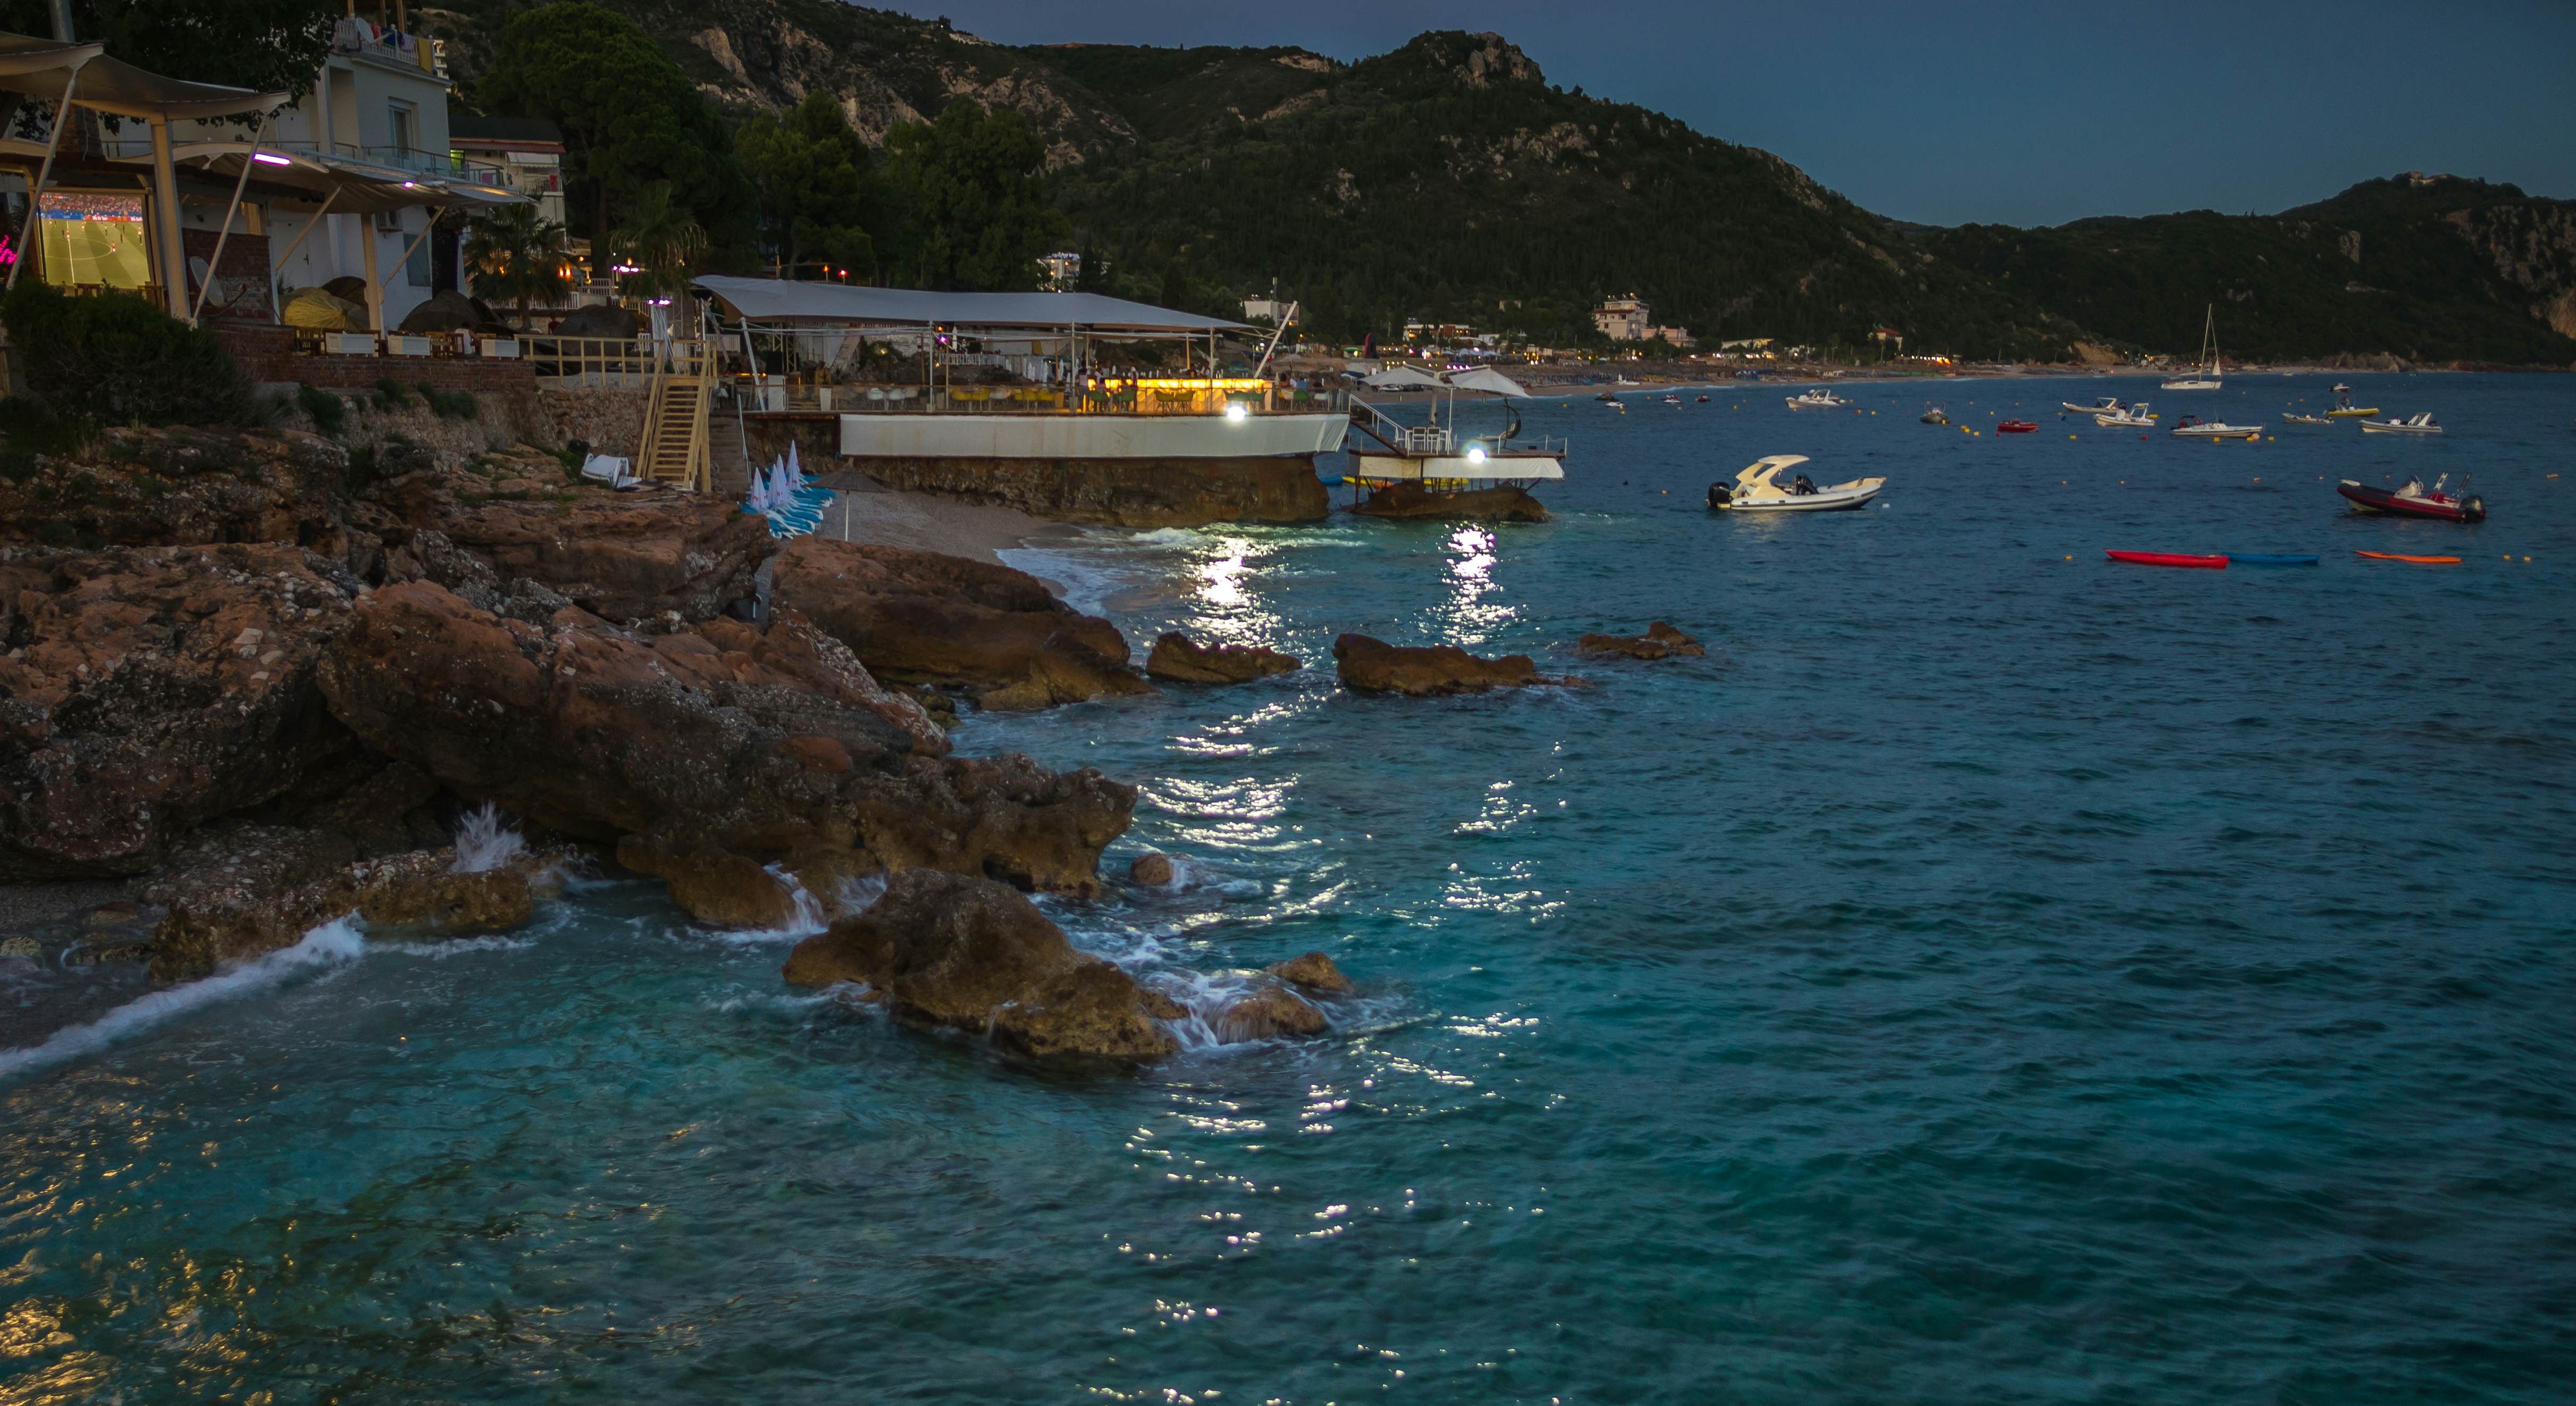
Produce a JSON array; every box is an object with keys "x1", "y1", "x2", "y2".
[{"x1": 6, "y1": 374, "x2": 2574, "y2": 1403}]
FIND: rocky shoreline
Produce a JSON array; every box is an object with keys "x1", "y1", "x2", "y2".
[{"x1": 1, "y1": 422, "x2": 1708, "y2": 1068}]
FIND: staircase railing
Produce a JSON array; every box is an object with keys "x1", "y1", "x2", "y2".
[{"x1": 636, "y1": 339, "x2": 713, "y2": 492}]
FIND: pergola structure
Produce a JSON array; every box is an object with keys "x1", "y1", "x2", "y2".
[{"x1": 0, "y1": 30, "x2": 284, "y2": 320}]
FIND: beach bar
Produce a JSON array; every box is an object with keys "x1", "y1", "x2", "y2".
[{"x1": 692, "y1": 275, "x2": 1352, "y2": 526}]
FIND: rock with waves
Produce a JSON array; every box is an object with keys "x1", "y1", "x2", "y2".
[
  {"x1": 859, "y1": 456, "x2": 1328, "y2": 529},
  {"x1": 1332, "y1": 632, "x2": 1583, "y2": 696},
  {"x1": 1266, "y1": 950, "x2": 1354, "y2": 994},
  {"x1": 1129, "y1": 851, "x2": 1177, "y2": 886},
  {"x1": 783, "y1": 869, "x2": 1184, "y2": 1063},
  {"x1": 770, "y1": 537, "x2": 1149, "y2": 709},
  {"x1": 0, "y1": 543, "x2": 365, "y2": 881},
  {"x1": 317, "y1": 580, "x2": 1134, "y2": 904},
  {"x1": 615, "y1": 835, "x2": 809, "y2": 930},
  {"x1": 1145, "y1": 631, "x2": 1300, "y2": 685},
  {"x1": 144, "y1": 822, "x2": 563, "y2": 980},
  {"x1": 1577, "y1": 621, "x2": 1705, "y2": 659},
  {"x1": 1349, "y1": 482, "x2": 1551, "y2": 523},
  {"x1": 1210, "y1": 980, "x2": 1330, "y2": 1042}
]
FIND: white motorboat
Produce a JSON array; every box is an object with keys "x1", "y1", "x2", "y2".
[
  {"x1": 1708, "y1": 454, "x2": 1884, "y2": 512},
  {"x1": 2094, "y1": 401, "x2": 2158, "y2": 428},
  {"x1": 2281, "y1": 412, "x2": 2332, "y2": 425},
  {"x1": 1784, "y1": 389, "x2": 1850, "y2": 410},
  {"x1": 2063, "y1": 395, "x2": 2125, "y2": 415},
  {"x1": 2360, "y1": 412, "x2": 2443, "y2": 435},
  {"x1": 2169, "y1": 414, "x2": 2263, "y2": 440},
  {"x1": 1920, "y1": 407, "x2": 1948, "y2": 424},
  {"x1": 2161, "y1": 305, "x2": 2226, "y2": 390}
]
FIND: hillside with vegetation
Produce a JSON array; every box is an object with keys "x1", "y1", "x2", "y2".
[{"x1": 15, "y1": 2, "x2": 2573, "y2": 364}]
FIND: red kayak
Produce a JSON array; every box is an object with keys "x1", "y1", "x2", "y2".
[
  {"x1": 1997, "y1": 420, "x2": 2039, "y2": 433},
  {"x1": 2105, "y1": 550, "x2": 2227, "y2": 569}
]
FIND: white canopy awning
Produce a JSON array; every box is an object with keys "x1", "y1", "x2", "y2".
[
  {"x1": 131, "y1": 142, "x2": 530, "y2": 214},
  {"x1": 0, "y1": 31, "x2": 283, "y2": 120},
  {"x1": 693, "y1": 274, "x2": 1247, "y2": 334},
  {"x1": 1362, "y1": 364, "x2": 1444, "y2": 390},
  {"x1": 1447, "y1": 367, "x2": 1534, "y2": 397}
]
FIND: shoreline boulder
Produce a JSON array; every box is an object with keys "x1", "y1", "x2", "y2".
[
  {"x1": 771, "y1": 537, "x2": 1149, "y2": 710},
  {"x1": 1332, "y1": 633, "x2": 1582, "y2": 696},
  {"x1": 1349, "y1": 481, "x2": 1551, "y2": 523},
  {"x1": 1145, "y1": 631, "x2": 1300, "y2": 685},
  {"x1": 1576, "y1": 621, "x2": 1706, "y2": 660},
  {"x1": 782, "y1": 869, "x2": 1181, "y2": 1063}
]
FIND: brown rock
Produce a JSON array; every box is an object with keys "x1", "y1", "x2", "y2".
[
  {"x1": 1576, "y1": 621, "x2": 1706, "y2": 660},
  {"x1": 861, "y1": 456, "x2": 1328, "y2": 529},
  {"x1": 782, "y1": 869, "x2": 1178, "y2": 1062},
  {"x1": 1349, "y1": 481, "x2": 1551, "y2": 522},
  {"x1": 1331, "y1": 632, "x2": 1582, "y2": 696},
  {"x1": 0, "y1": 543, "x2": 364, "y2": 881},
  {"x1": 770, "y1": 537, "x2": 1151, "y2": 709},
  {"x1": 0, "y1": 425, "x2": 355, "y2": 556},
  {"x1": 1266, "y1": 951, "x2": 1354, "y2": 995},
  {"x1": 1211, "y1": 982, "x2": 1330, "y2": 1042},
  {"x1": 369, "y1": 458, "x2": 770, "y2": 623},
  {"x1": 1146, "y1": 631, "x2": 1301, "y2": 685},
  {"x1": 1130, "y1": 851, "x2": 1177, "y2": 886},
  {"x1": 317, "y1": 581, "x2": 1130, "y2": 900},
  {"x1": 616, "y1": 835, "x2": 796, "y2": 928},
  {"x1": 350, "y1": 849, "x2": 536, "y2": 933}
]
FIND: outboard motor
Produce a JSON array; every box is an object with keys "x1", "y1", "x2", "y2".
[
  {"x1": 2463, "y1": 495, "x2": 2486, "y2": 522},
  {"x1": 1707, "y1": 482, "x2": 1731, "y2": 509}
]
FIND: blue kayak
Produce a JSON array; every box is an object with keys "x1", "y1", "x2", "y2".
[{"x1": 2227, "y1": 553, "x2": 2320, "y2": 566}]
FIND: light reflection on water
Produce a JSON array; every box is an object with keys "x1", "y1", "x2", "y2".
[{"x1": 3, "y1": 375, "x2": 2573, "y2": 1403}]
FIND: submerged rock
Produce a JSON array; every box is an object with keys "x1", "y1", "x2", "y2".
[
  {"x1": 0, "y1": 543, "x2": 364, "y2": 881},
  {"x1": 1576, "y1": 621, "x2": 1706, "y2": 659},
  {"x1": 1349, "y1": 481, "x2": 1551, "y2": 522},
  {"x1": 1331, "y1": 632, "x2": 1583, "y2": 697},
  {"x1": 782, "y1": 869, "x2": 1181, "y2": 1063},
  {"x1": 1129, "y1": 852, "x2": 1177, "y2": 886},
  {"x1": 1145, "y1": 631, "x2": 1300, "y2": 685},
  {"x1": 1266, "y1": 951, "x2": 1354, "y2": 995},
  {"x1": 770, "y1": 537, "x2": 1149, "y2": 710},
  {"x1": 1210, "y1": 981, "x2": 1330, "y2": 1042}
]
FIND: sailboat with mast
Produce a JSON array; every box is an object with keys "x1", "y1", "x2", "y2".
[{"x1": 2161, "y1": 305, "x2": 2225, "y2": 391}]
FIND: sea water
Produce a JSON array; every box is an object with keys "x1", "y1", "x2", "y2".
[{"x1": 4, "y1": 374, "x2": 2572, "y2": 1403}]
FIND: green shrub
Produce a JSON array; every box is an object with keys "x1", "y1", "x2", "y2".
[
  {"x1": 295, "y1": 382, "x2": 347, "y2": 434},
  {"x1": 416, "y1": 383, "x2": 480, "y2": 420},
  {"x1": 0, "y1": 396, "x2": 93, "y2": 482},
  {"x1": 0, "y1": 282, "x2": 253, "y2": 425},
  {"x1": 372, "y1": 378, "x2": 413, "y2": 413}
]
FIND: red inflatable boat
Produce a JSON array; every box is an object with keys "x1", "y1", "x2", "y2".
[{"x1": 2104, "y1": 550, "x2": 2228, "y2": 569}]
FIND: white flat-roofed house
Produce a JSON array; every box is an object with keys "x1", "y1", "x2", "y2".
[
  {"x1": 1593, "y1": 295, "x2": 1649, "y2": 342},
  {"x1": 448, "y1": 116, "x2": 565, "y2": 227}
]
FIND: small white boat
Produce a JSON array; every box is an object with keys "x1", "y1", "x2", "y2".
[
  {"x1": 2360, "y1": 412, "x2": 2443, "y2": 435},
  {"x1": 1708, "y1": 454, "x2": 1884, "y2": 512},
  {"x1": 2169, "y1": 414, "x2": 2263, "y2": 440},
  {"x1": 2094, "y1": 401, "x2": 2158, "y2": 428},
  {"x1": 1920, "y1": 407, "x2": 1948, "y2": 424},
  {"x1": 1784, "y1": 389, "x2": 1850, "y2": 410},
  {"x1": 2161, "y1": 304, "x2": 2226, "y2": 390},
  {"x1": 2281, "y1": 412, "x2": 2332, "y2": 425},
  {"x1": 2063, "y1": 395, "x2": 2125, "y2": 415}
]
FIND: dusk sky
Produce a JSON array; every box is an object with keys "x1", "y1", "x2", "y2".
[{"x1": 897, "y1": 0, "x2": 2576, "y2": 228}]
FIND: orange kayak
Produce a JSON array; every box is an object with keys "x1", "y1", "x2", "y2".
[{"x1": 2354, "y1": 550, "x2": 2462, "y2": 564}]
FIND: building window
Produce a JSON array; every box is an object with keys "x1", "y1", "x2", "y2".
[{"x1": 39, "y1": 190, "x2": 153, "y2": 289}]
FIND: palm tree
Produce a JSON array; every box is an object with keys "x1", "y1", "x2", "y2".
[
  {"x1": 462, "y1": 205, "x2": 570, "y2": 331},
  {"x1": 607, "y1": 181, "x2": 708, "y2": 302}
]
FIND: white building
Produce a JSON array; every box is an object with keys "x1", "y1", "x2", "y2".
[
  {"x1": 1593, "y1": 295, "x2": 1648, "y2": 341},
  {"x1": 449, "y1": 115, "x2": 565, "y2": 227}
]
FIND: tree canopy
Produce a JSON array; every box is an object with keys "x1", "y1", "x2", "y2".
[
  {"x1": 879, "y1": 99, "x2": 1068, "y2": 292},
  {"x1": 0, "y1": 0, "x2": 335, "y2": 100},
  {"x1": 735, "y1": 92, "x2": 877, "y2": 281},
  {"x1": 471, "y1": 3, "x2": 750, "y2": 262}
]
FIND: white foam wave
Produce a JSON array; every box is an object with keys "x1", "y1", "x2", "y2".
[
  {"x1": 371, "y1": 935, "x2": 534, "y2": 959},
  {"x1": 451, "y1": 803, "x2": 527, "y2": 873},
  {"x1": 1125, "y1": 527, "x2": 1204, "y2": 546},
  {"x1": 996, "y1": 546, "x2": 1139, "y2": 620},
  {"x1": 705, "y1": 984, "x2": 860, "y2": 1016},
  {"x1": 0, "y1": 917, "x2": 367, "y2": 1082}
]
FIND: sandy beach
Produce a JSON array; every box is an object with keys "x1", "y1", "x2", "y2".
[{"x1": 809, "y1": 471, "x2": 1088, "y2": 565}]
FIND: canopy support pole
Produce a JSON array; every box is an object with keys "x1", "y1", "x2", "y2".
[
  {"x1": 6, "y1": 68, "x2": 77, "y2": 291},
  {"x1": 191, "y1": 110, "x2": 272, "y2": 324},
  {"x1": 377, "y1": 215, "x2": 438, "y2": 332},
  {"x1": 267, "y1": 187, "x2": 335, "y2": 270},
  {"x1": 146, "y1": 117, "x2": 187, "y2": 318},
  {"x1": 359, "y1": 207, "x2": 381, "y2": 334}
]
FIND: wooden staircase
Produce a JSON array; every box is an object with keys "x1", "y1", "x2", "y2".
[{"x1": 635, "y1": 341, "x2": 713, "y2": 491}]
